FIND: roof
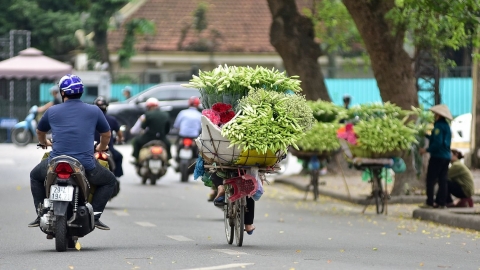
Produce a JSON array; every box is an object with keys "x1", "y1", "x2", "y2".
[
  {"x1": 108, "y1": 0, "x2": 313, "y2": 54},
  {"x1": 0, "y1": 48, "x2": 72, "y2": 79}
]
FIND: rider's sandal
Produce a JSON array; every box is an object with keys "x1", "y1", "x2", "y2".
[
  {"x1": 213, "y1": 196, "x2": 225, "y2": 207},
  {"x1": 245, "y1": 227, "x2": 255, "y2": 235}
]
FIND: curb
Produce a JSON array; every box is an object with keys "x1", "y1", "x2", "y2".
[
  {"x1": 413, "y1": 209, "x2": 480, "y2": 231},
  {"x1": 274, "y1": 178, "x2": 425, "y2": 205}
]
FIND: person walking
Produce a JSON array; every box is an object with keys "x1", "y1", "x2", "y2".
[{"x1": 419, "y1": 104, "x2": 453, "y2": 209}]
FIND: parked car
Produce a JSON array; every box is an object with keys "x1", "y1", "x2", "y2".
[{"x1": 107, "y1": 82, "x2": 201, "y2": 141}]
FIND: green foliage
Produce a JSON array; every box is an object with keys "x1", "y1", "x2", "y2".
[
  {"x1": 354, "y1": 117, "x2": 418, "y2": 153},
  {"x1": 221, "y1": 89, "x2": 313, "y2": 154},
  {"x1": 387, "y1": 0, "x2": 480, "y2": 66},
  {"x1": 297, "y1": 122, "x2": 341, "y2": 152},
  {"x1": 303, "y1": 0, "x2": 364, "y2": 57},
  {"x1": 193, "y1": 2, "x2": 208, "y2": 33},
  {"x1": 307, "y1": 100, "x2": 346, "y2": 122},
  {"x1": 118, "y1": 18, "x2": 156, "y2": 68},
  {"x1": 1, "y1": 0, "x2": 83, "y2": 56},
  {"x1": 346, "y1": 102, "x2": 410, "y2": 122},
  {"x1": 185, "y1": 65, "x2": 302, "y2": 95}
]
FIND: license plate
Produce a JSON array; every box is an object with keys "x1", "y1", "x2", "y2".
[
  {"x1": 149, "y1": 159, "x2": 162, "y2": 169},
  {"x1": 179, "y1": 149, "x2": 193, "y2": 159},
  {"x1": 49, "y1": 185, "x2": 74, "y2": 201}
]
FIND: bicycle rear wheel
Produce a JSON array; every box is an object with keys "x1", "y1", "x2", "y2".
[
  {"x1": 312, "y1": 170, "x2": 319, "y2": 201},
  {"x1": 234, "y1": 199, "x2": 245, "y2": 247},
  {"x1": 224, "y1": 189, "x2": 234, "y2": 245}
]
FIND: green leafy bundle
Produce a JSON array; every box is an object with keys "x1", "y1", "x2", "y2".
[
  {"x1": 307, "y1": 100, "x2": 346, "y2": 122},
  {"x1": 296, "y1": 122, "x2": 341, "y2": 151},
  {"x1": 183, "y1": 65, "x2": 302, "y2": 94},
  {"x1": 354, "y1": 117, "x2": 418, "y2": 153},
  {"x1": 346, "y1": 102, "x2": 409, "y2": 122},
  {"x1": 221, "y1": 89, "x2": 313, "y2": 154}
]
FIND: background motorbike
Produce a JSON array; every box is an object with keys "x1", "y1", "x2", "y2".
[
  {"x1": 94, "y1": 151, "x2": 120, "y2": 200},
  {"x1": 176, "y1": 137, "x2": 198, "y2": 182},
  {"x1": 136, "y1": 140, "x2": 168, "y2": 185},
  {"x1": 11, "y1": 105, "x2": 38, "y2": 146}
]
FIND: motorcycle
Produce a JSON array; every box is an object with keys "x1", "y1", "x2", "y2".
[
  {"x1": 11, "y1": 105, "x2": 38, "y2": 146},
  {"x1": 136, "y1": 140, "x2": 168, "y2": 185},
  {"x1": 176, "y1": 137, "x2": 198, "y2": 182},
  {"x1": 37, "y1": 146, "x2": 112, "y2": 252}
]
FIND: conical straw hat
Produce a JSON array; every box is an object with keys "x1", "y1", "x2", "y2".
[{"x1": 429, "y1": 104, "x2": 453, "y2": 120}]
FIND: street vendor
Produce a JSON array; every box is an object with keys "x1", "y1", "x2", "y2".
[
  {"x1": 419, "y1": 104, "x2": 452, "y2": 209},
  {"x1": 446, "y1": 149, "x2": 474, "y2": 207}
]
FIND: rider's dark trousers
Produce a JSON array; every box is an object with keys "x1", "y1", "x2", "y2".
[
  {"x1": 132, "y1": 134, "x2": 171, "y2": 160},
  {"x1": 211, "y1": 173, "x2": 255, "y2": 225},
  {"x1": 110, "y1": 147, "x2": 124, "y2": 177},
  {"x1": 425, "y1": 156, "x2": 450, "y2": 207},
  {"x1": 30, "y1": 159, "x2": 116, "y2": 219}
]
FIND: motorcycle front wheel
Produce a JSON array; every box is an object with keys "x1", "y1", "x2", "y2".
[{"x1": 11, "y1": 128, "x2": 32, "y2": 146}]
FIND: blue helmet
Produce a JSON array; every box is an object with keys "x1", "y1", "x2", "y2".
[{"x1": 58, "y1": 74, "x2": 84, "y2": 95}]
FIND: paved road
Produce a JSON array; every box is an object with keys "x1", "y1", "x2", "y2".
[{"x1": 1, "y1": 144, "x2": 480, "y2": 270}]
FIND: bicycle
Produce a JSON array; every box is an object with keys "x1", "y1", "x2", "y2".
[
  {"x1": 304, "y1": 155, "x2": 322, "y2": 201},
  {"x1": 355, "y1": 164, "x2": 389, "y2": 215}
]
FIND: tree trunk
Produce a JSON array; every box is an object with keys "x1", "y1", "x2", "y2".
[
  {"x1": 267, "y1": 0, "x2": 331, "y2": 101},
  {"x1": 471, "y1": 44, "x2": 480, "y2": 168},
  {"x1": 93, "y1": 29, "x2": 114, "y2": 77},
  {"x1": 343, "y1": 0, "x2": 420, "y2": 195}
]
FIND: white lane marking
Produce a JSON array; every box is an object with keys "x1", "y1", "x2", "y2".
[
  {"x1": 181, "y1": 263, "x2": 254, "y2": 270},
  {"x1": 112, "y1": 210, "x2": 130, "y2": 216},
  {"x1": 212, "y1": 249, "x2": 247, "y2": 255},
  {"x1": 135, "y1": 222, "x2": 156, "y2": 227},
  {"x1": 0, "y1": 159, "x2": 14, "y2": 165},
  {"x1": 167, "y1": 235, "x2": 194, "y2": 241}
]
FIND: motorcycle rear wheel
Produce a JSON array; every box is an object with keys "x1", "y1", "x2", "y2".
[
  {"x1": 11, "y1": 128, "x2": 32, "y2": 146},
  {"x1": 55, "y1": 216, "x2": 68, "y2": 252},
  {"x1": 179, "y1": 161, "x2": 189, "y2": 182}
]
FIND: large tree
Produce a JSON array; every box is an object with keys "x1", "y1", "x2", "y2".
[{"x1": 267, "y1": 0, "x2": 331, "y2": 101}]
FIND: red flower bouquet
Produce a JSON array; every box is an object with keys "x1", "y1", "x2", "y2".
[
  {"x1": 212, "y1": 102, "x2": 233, "y2": 113},
  {"x1": 220, "y1": 110, "x2": 236, "y2": 124}
]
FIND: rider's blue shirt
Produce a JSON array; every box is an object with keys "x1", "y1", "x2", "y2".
[
  {"x1": 37, "y1": 99, "x2": 110, "y2": 170},
  {"x1": 173, "y1": 107, "x2": 202, "y2": 138}
]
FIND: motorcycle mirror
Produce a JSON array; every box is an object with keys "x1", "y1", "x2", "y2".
[{"x1": 120, "y1": 125, "x2": 126, "y2": 132}]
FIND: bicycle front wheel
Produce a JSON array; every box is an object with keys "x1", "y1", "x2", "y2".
[
  {"x1": 234, "y1": 199, "x2": 245, "y2": 247},
  {"x1": 224, "y1": 197, "x2": 234, "y2": 245}
]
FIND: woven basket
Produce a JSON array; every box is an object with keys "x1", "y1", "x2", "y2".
[
  {"x1": 289, "y1": 147, "x2": 338, "y2": 159},
  {"x1": 196, "y1": 115, "x2": 283, "y2": 166}
]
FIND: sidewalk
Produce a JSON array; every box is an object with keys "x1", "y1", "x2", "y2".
[{"x1": 272, "y1": 171, "x2": 480, "y2": 231}]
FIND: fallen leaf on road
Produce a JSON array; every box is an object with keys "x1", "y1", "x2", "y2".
[
  {"x1": 340, "y1": 249, "x2": 345, "y2": 253},
  {"x1": 16, "y1": 186, "x2": 21, "y2": 191},
  {"x1": 69, "y1": 266, "x2": 74, "y2": 270},
  {"x1": 327, "y1": 260, "x2": 332, "y2": 263},
  {"x1": 124, "y1": 209, "x2": 128, "y2": 212},
  {"x1": 172, "y1": 261, "x2": 176, "y2": 264},
  {"x1": 419, "y1": 262, "x2": 424, "y2": 266},
  {"x1": 280, "y1": 231, "x2": 284, "y2": 234},
  {"x1": 289, "y1": 268, "x2": 295, "y2": 270},
  {"x1": 328, "y1": 238, "x2": 332, "y2": 240},
  {"x1": 265, "y1": 213, "x2": 269, "y2": 217},
  {"x1": 398, "y1": 233, "x2": 401, "y2": 236},
  {"x1": 372, "y1": 248, "x2": 377, "y2": 251},
  {"x1": 381, "y1": 232, "x2": 386, "y2": 235},
  {"x1": 296, "y1": 250, "x2": 301, "y2": 253},
  {"x1": 75, "y1": 242, "x2": 81, "y2": 251}
]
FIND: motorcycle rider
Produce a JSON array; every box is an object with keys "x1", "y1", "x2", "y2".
[
  {"x1": 28, "y1": 74, "x2": 116, "y2": 230},
  {"x1": 173, "y1": 96, "x2": 201, "y2": 160},
  {"x1": 131, "y1": 97, "x2": 172, "y2": 166},
  {"x1": 93, "y1": 96, "x2": 124, "y2": 178}
]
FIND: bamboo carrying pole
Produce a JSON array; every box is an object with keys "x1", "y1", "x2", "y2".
[{"x1": 335, "y1": 155, "x2": 352, "y2": 200}]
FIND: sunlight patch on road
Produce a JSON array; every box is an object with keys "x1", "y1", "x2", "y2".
[
  {"x1": 112, "y1": 210, "x2": 130, "y2": 216},
  {"x1": 212, "y1": 249, "x2": 247, "y2": 255},
  {"x1": 181, "y1": 263, "x2": 254, "y2": 270},
  {"x1": 166, "y1": 235, "x2": 194, "y2": 241},
  {"x1": 135, "y1": 221, "x2": 156, "y2": 227}
]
